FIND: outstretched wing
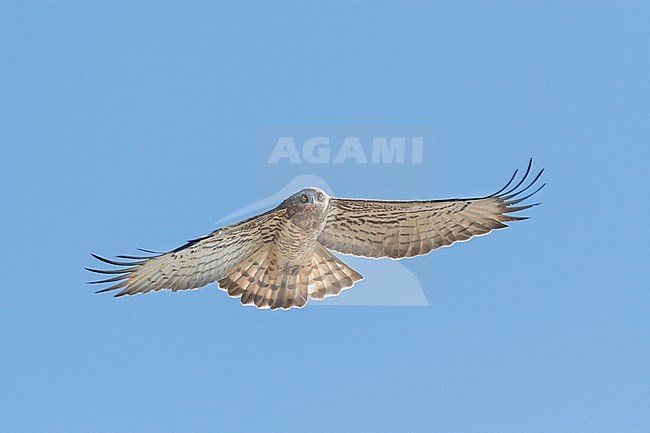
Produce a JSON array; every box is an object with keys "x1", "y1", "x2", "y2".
[
  {"x1": 318, "y1": 159, "x2": 545, "y2": 259},
  {"x1": 87, "y1": 209, "x2": 287, "y2": 296}
]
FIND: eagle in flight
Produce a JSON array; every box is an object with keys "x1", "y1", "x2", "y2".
[{"x1": 88, "y1": 160, "x2": 544, "y2": 310}]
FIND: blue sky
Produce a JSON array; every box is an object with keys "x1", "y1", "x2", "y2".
[{"x1": 1, "y1": 2, "x2": 648, "y2": 432}]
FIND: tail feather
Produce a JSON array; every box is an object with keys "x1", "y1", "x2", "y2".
[
  {"x1": 268, "y1": 264, "x2": 310, "y2": 309},
  {"x1": 218, "y1": 246, "x2": 270, "y2": 301},
  {"x1": 218, "y1": 243, "x2": 363, "y2": 310},
  {"x1": 308, "y1": 243, "x2": 363, "y2": 300}
]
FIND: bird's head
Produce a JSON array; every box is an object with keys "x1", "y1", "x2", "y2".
[{"x1": 281, "y1": 187, "x2": 331, "y2": 225}]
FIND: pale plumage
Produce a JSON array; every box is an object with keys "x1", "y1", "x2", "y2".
[{"x1": 88, "y1": 159, "x2": 545, "y2": 310}]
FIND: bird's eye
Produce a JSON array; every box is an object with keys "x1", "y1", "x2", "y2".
[
  {"x1": 317, "y1": 193, "x2": 324, "y2": 201},
  {"x1": 300, "y1": 194, "x2": 308, "y2": 203}
]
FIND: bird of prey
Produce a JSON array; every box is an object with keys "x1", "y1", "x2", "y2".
[{"x1": 88, "y1": 160, "x2": 544, "y2": 310}]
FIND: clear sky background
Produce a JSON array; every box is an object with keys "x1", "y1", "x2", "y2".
[{"x1": 1, "y1": 2, "x2": 648, "y2": 432}]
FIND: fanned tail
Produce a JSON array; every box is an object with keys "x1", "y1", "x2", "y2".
[
  {"x1": 218, "y1": 246, "x2": 310, "y2": 310},
  {"x1": 218, "y1": 243, "x2": 363, "y2": 310}
]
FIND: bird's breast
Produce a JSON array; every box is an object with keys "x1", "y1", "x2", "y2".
[{"x1": 274, "y1": 216, "x2": 325, "y2": 263}]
